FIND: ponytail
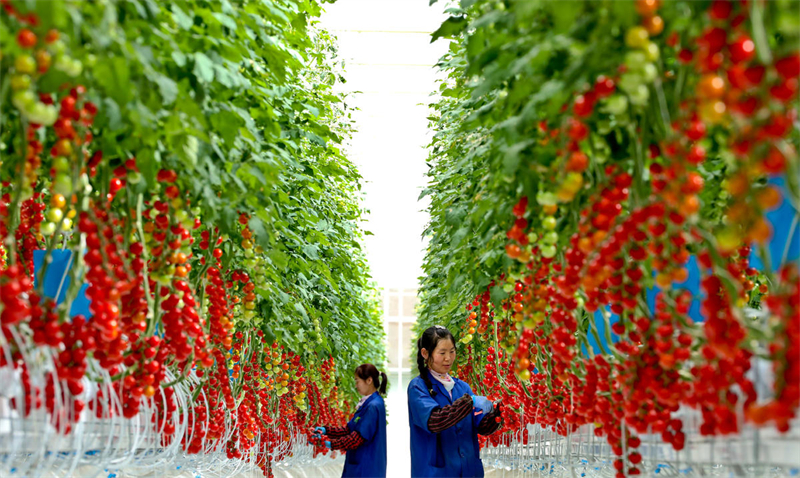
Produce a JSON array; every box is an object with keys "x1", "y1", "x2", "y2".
[
  {"x1": 416, "y1": 325, "x2": 456, "y2": 397},
  {"x1": 417, "y1": 337, "x2": 436, "y2": 397},
  {"x1": 378, "y1": 372, "x2": 388, "y2": 395}
]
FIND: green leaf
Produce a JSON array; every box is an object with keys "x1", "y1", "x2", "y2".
[
  {"x1": 210, "y1": 110, "x2": 243, "y2": 144},
  {"x1": 269, "y1": 249, "x2": 289, "y2": 271},
  {"x1": 172, "y1": 5, "x2": 194, "y2": 29},
  {"x1": 152, "y1": 73, "x2": 178, "y2": 105},
  {"x1": 171, "y1": 51, "x2": 187, "y2": 67},
  {"x1": 431, "y1": 16, "x2": 467, "y2": 43},
  {"x1": 193, "y1": 52, "x2": 215, "y2": 83},
  {"x1": 294, "y1": 302, "x2": 308, "y2": 320},
  {"x1": 212, "y1": 12, "x2": 237, "y2": 30},
  {"x1": 550, "y1": 1, "x2": 582, "y2": 34},
  {"x1": 98, "y1": 98, "x2": 123, "y2": 131},
  {"x1": 302, "y1": 244, "x2": 319, "y2": 260}
]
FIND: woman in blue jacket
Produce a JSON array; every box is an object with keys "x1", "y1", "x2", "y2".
[
  {"x1": 407, "y1": 325, "x2": 502, "y2": 478},
  {"x1": 314, "y1": 363, "x2": 388, "y2": 478}
]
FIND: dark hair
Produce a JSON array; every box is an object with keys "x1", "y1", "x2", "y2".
[
  {"x1": 355, "y1": 363, "x2": 388, "y2": 396},
  {"x1": 416, "y1": 325, "x2": 456, "y2": 397}
]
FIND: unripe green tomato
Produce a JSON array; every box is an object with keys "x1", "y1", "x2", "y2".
[
  {"x1": 44, "y1": 105, "x2": 58, "y2": 126},
  {"x1": 46, "y1": 208, "x2": 63, "y2": 223},
  {"x1": 542, "y1": 216, "x2": 557, "y2": 230},
  {"x1": 127, "y1": 171, "x2": 142, "y2": 184},
  {"x1": 461, "y1": 334, "x2": 474, "y2": 344},
  {"x1": 52, "y1": 156, "x2": 70, "y2": 171},
  {"x1": 527, "y1": 232, "x2": 539, "y2": 244},
  {"x1": 14, "y1": 55, "x2": 36, "y2": 75},
  {"x1": 540, "y1": 244, "x2": 557, "y2": 258},
  {"x1": 67, "y1": 59, "x2": 82, "y2": 77},
  {"x1": 603, "y1": 95, "x2": 628, "y2": 115},
  {"x1": 644, "y1": 42, "x2": 660, "y2": 62},
  {"x1": 62, "y1": 218, "x2": 73, "y2": 230},
  {"x1": 575, "y1": 296, "x2": 585, "y2": 308},
  {"x1": 523, "y1": 317, "x2": 536, "y2": 328},
  {"x1": 53, "y1": 174, "x2": 73, "y2": 196},
  {"x1": 543, "y1": 231, "x2": 558, "y2": 244},
  {"x1": 10, "y1": 74, "x2": 31, "y2": 91},
  {"x1": 54, "y1": 54, "x2": 72, "y2": 73},
  {"x1": 619, "y1": 73, "x2": 644, "y2": 93},
  {"x1": 40, "y1": 222, "x2": 56, "y2": 235},
  {"x1": 642, "y1": 63, "x2": 658, "y2": 83},
  {"x1": 28, "y1": 103, "x2": 57, "y2": 126},
  {"x1": 50, "y1": 40, "x2": 66, "y2": 55},
  {"x1": 628, "y1": 84, "x2": 650, "y2": 106},
  {"x1": 503, "y1": 283, "x2": 514, "y2": 293},
  {"x1": 244, "y1": 248, "x2": 254, "y2": 259},
  {"x1": 86, "y1": 54, "x2": 97, "y2": 67},
  {"x1": 624, "y1": 51, "x2": 647, "y2": 70},
  {"x1": 26, "y1": 102, "x2": 48, "y2": 123},
  {"x1": 625, "y1": 26, "x2": 649, "y2": 49},
  {"x1": 11, "y1": 90, "x2": 36, "y2": 111},
  {"x1": 156, "y1": 274, "x2": 171, "y2": 286},
  {"x1": 536, "y1": 191, "x2": 558, "y2": 206}
]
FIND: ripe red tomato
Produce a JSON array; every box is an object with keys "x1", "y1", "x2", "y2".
[
  {"x1": 16, "y1": 29, "x2": 37, "y2": 48},
  {"x1": 776, "y1": 54, "x2": 800, "y2": 79},
  {"x1": 709, "y1": 0, "x2": 732, "y2": 20},
  {"x1": 594, "y1": 76, "x2": 616, "y2": 97},
  {"x1": 728, "y1": 35, "x2": 755, "y2": 64},
  {"x1": 567, "y1": 118, "x2": 588, "y2": 142},
  {"x1": 566, "y1": 151, "x2": 589, "y2": 172}
]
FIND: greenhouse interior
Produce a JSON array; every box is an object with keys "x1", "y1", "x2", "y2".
[{"x1": 0, "y1": 0, "x2": 799, "y2": 477}]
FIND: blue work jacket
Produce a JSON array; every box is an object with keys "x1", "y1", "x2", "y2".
[
  {"x1": 407, "y1": 375, "x2": 485, "y2": 478},
  {"x1": 342, "y1": 392, "x2": 387, "y2": 478}
]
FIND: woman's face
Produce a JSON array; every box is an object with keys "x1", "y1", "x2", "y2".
[
  {"x1": 425, "y1": 338, "x2": 456, "y2": 375},
  {"x1": 355, "y1": 374, "x2": 374, "y2": 396}
]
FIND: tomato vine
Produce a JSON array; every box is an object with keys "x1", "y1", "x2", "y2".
[
  {"x1": 0, "y1": 0, "x2": 383, "y2": 474},
  {"x1": 419, "y1": 1, "x2": 799, "y2": 475}
]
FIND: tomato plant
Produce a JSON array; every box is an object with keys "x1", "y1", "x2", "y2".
[
  {"x1": 420, "y1": 1, "x2": 799, "y2": 476},
  {"x1": 0, "y1": 0, "x2": 383, "y2": 475}
]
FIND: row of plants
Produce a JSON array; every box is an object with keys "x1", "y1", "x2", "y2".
[
  {"x1": 0, "y1": 0, "x2": 383, "y2": 475},
  {"x1": 418, "y1": 1, "x2": 798, "y2": 476}
]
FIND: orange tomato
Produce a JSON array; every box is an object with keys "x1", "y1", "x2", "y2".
[
  {"x1": 682, "y1": 194, "x2": 700, "y2": 214},
  {"x1": 697, "y1": 75, "x2": 726, "y2": 98},
  {"x1": 671, "y1": 267, "x2": 689, "y2": 283},
  {"x1": 643, "y1": 15, "x2": 664, "y2": 36},
  {"x1": 51, "y1": 194, "x2": 66, "y2": 209},
  {"x1": 635, "y1": 0, "x2": 660, "y2": 16},
  {"x1": 748, "y1": 217, "x2": 772, "y2": 244},
  {"x1": 756, "y1": 186, "x2": 782, "y2": 210}
]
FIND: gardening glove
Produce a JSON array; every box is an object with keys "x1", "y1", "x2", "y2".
[
  {"x1": 471, "y1": 395, "x2": 493, "y2": 415},
  {"x1": 324, "y1": 440, "x2": 332, "y2": 449},
  {"x1": 314, "y1": 426, "x2": 326, "y2": 435}
]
